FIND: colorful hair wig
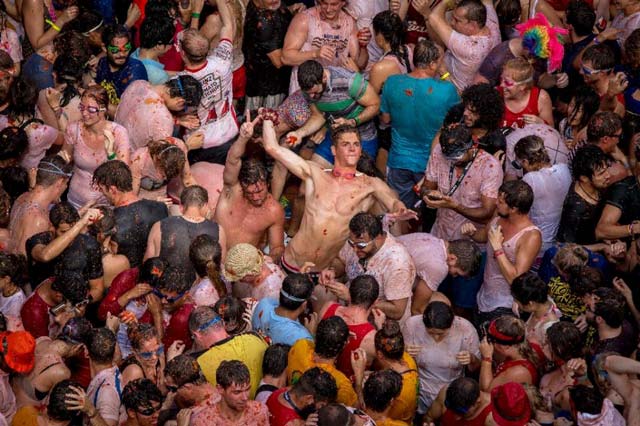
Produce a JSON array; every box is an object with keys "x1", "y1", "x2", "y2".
[{"x1": 516, "y1": 13, "x2": 568, "y2": 73}]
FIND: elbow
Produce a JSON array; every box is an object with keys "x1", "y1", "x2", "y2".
[
  {"x1": 281, "y1": 51, "x2": 295, "y2": 66},
  {"x1": 594, "y1": 225, "x2": 606, "y2": 241}
]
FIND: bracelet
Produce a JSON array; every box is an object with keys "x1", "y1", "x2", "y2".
[
  {"x1": 107, "y1": 152, "x2": 117, "y2": 160},
  {"x1": 493, "y1": 249, "x2": 505, "y2": 258},
  {"x1": 482, "y1": 356, "x2": 492, "y2": 363},
  {"x1": 353, "y1": 117, "x2": 361, "y2": 126},
  {"x1": 191, "y1": 12, "x2": 201, "y2": 18},
  {"x1": 45, "y1": 19, "x2": 61, "y2": 32},
  {"x1": 440, "y1": 72, "x2": 450, "y2": 80}
]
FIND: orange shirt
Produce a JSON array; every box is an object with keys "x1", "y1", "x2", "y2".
[{"x1": 387, "y1": 353, "x2": 419, "y2": 424}]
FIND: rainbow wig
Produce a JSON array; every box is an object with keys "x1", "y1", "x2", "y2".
[{"x1": 516, "y1": 13, "x2": 568, "y2": 73}]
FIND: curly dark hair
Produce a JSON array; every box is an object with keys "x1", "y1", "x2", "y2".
[{"x1": 461, "y1": 83, "x2": 505, "y2": 132}]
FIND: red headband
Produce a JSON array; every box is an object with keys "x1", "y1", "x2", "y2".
[{"x1": 488, "y1": 320, "x2": 525, "y2": 345}]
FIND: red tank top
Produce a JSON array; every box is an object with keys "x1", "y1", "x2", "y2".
[
  {"x1": 441, "y1": 401, "x2": 493, "y2": 426},
  {"x1": 405, "y1": 2, "x2": 429, "y2": 44},
  {"x1": 322, "y1": 303, "x2": 376, "y2": 378},
  {"x1": 267, "y1": 388, "x2": 300, "y2": 426},
  {"x1": 494, "y1": 359, "x2": 539, "y2": 385},
  {"x1": 500, "y1": 86, "x2": 541, "y2": 129}
]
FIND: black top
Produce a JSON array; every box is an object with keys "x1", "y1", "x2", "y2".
[
  {"x1": 604, "y1": 176, "x2": 640, "y2": 226},
  {"x1": 159, "y1": 216, "x2": 219, "y2": 276},
  {"x1": 26, "y1": 232, "x2": 103, "y2": 286},
  {"x1": 242, "y1": 1, "x2": 293, "y2": 97},
  {"x1": 114, "y1": 199, "x2": 168, "y2": 268},
  {"x1": 556, "y1": 185, "x2": 603, "y2": 245}
]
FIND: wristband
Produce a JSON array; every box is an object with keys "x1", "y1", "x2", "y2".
[
  {"x1": 440, "y1": 72, "x2": 450, "y2": 80},
  {"x1": 191, "y1": 12, "x2": 201, "y2": 18},
  {"x1": 45, "y1": 19, "x2": 61, "y2": 32},
  {"x1": 107, "y1": 152, "x2": 117, "y2": 160},
  {"x1": 493, "y1": 249, "x2": 505, "y2": 258},
  {"x1": 354, "y1": 117, "x2": 361, "y2": 126},
  {"x1": 482, "y1": 357, "x2": 492, "y2": 363}
]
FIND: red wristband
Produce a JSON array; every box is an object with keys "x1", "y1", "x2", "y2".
[{"x1": 493, "y1": 249, "x2": 505, "y2": 259}]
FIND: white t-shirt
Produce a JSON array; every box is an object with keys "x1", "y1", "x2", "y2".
[
  {"x1": 0, "y1": 290, "x2": 25, "y2": 318},
  {"x1": 397, "y1": 233, "x2": 449, "y2": 292},
  {"x1": 86, "y1": 366, "x2": 123, "y2": 425},
  {"x1": 180, "y1": 39, "x2": 238, "y2": 149}
]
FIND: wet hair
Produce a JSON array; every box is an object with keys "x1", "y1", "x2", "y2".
[
  {"x1": 121, "y1": 378, "x2": 163, "y2": 412},
  {"x1": 101, "y1": 24, "x2": 131, "y2": 47},
  {"x1": 357, "y1": 152, "x2": 384, "y2": 179},
  {"x1": 571, "y1": 145, "x2": 610, "y2": 181},
  {"x1": 567, "y1": 0, "x2": 596, "y2": 37},
  {"x1": 0, "y1": 50, "x2": 12, "y2": 71},
  {"x1": 70, "y1": 10, "x2": 104, "y2": 36},
  {"x1": 217, "y1": 360, "x2": 250, "y2": 389},
  {"x1": 570, "y1": 385, "x2": 604, "y2": 416},
  {"x1": 189, "y1": 235, "x2": 226, "y2": 297},
  {"x1": 625, "y1": 28, "x2": 640, "y2": 68},
  {"x1": 423, "y1": 301, "x2": 454, "y2": 329},
  {"x1": 363, "y1": 370, "x2": 402, "y2": 413},
  {"x1": 315, "y1": 316, "x2": 349, "y2": 359},
  {"x1": 594, "y1": 297, "x2": 625, "y2": 328},
  {"x1": 291, "y1": 367, "x2": 338, "y2": 403},
  {"x1": 213, "y1": 296, "x2": 246, "y2": 334},
  {"x1": 499, "y1": 180, "x2": 534, "y2": 214},
  {"x1": 373, "y1": 11, "x2": 410, "y2": 71},
  {"x1": 144, "y1": 0, "x2": 175, "y2": 19},
  {"x1": 238, "y1": 158, "x2": 268, "y2": 187},
  {"x1": 156, "y1": 266, "x2": 193, "y2": 294},
  {"x1": 166, "y1": 76, "x2": 203, "y2": 108},
  {"x1": 492, "y1": 316, "x2": 539, "y2": 367},
  {"x1": 49, "y1": 202, "x2": 80, "y2": 227},
  {"x1": 546, "y1": 321, "x2": 582, "y2": 361},
  {"x1": 48, "y1": 380, "x2": 83, "y2": 421},
  {"x1": 148, "y1": 140, "x2": 185, "y2": 180},
  {"x1": 8, "y1": 76, "x2": 38, "y2": 120},
  {"x1": 180, "y1": 28, "x2": 210, "y2": 63},
  {"x1": 87, "y1": 327, "x2": 116, "y2": 364},
  {"x1": 93, "y1": 160, "x2": 133, "y2": 192},
  {"x1": 298, "y1": 60, "x2": 325, "y2": 91},
  {"x1": 587, "y1": 111, "x2": 622, "y2": 144},
  {"x1": 82, "y1": 84, "x2": 109, "y2": 110},
  {"x1": 514, "y1": 135, "x2": 551, "y2": 165},
  {"x1": 448, "y1": 240, "x2": 482, "y2": 276},
  {"x1": 461, "y1": 84, "x2": 504, "y2": 132},
  {"x1": 127, "y1": 323, "x2": 159, "y2": 352},
  {"x1": 140, "y1": 15, "x2": 174, "y2": 49},
  {"x1": 412, "y1": 38, "x2": 440, "y2": 69},
  {"x1": 0, "y1": 184, "x2": 9, "y2": 227},
  {"x1": 180, "y1": 185, "x2": 208, "y2": 208},
  {"x1": 511, "y1": 272, "x2": 548, "y2": 305},
  {"x1": 0, "y1": 127, "x2": 27, "y2": 162},
  {"x1": 375, "y1": 320, "x2": 404, "y2": 360},
  {"x1": 330, "y1": 124, "x2": 360, "y2": 146},
  {"x1": 188, "y1": 306, "x2": 223, "y2": 334},
  {"x1": 165, "y1": 354, "x2": 207, "y2": 386},
  {"x1": 0, "y1": 166, "x2": 28, "y2": 202},
  {"x1": 582, "y1": 44, "x2": 615, "y2": 71},
  {"x1": 0, "y1": 253, "x2": 26, "y2": 284},
  {"x1": 504, "y1": 58, "x2": 534, "y2": 88},
  {"x1": 139, "y1": 257, "x2": 166, "y2": 288},
  {"x1": 88, "y1": 206, "x2": 117, "y2": 239},
  {"x1": 279, "y1": 273, "x2": 314, "y2": 310},
  {"x1": 53, "y1": 30, "x2": 90, "y2": 65},
  {"x1": 52, "y1": 54, "x2": 83, "y2": 107},
  {"x1": 495, "y1": 0, "x2": 521, "y2": 35},
  {"x1": 51, "y1": 270, "x2": 89, "y2": 304},
  {"x1": 458, "y1": 0, "x2": 487, "y2": 25},
  {"x1": 349, "y1": 212, "x2": 383, "y2": 239},
  {"x1": 567, "y1": 265, "x2": 603, "y2": 297},
  {"x1": 349, "y1": 275, "x2": 379, "y2": 309},
  {"x1": 59, "y1": 317, "x2": 93, "y2": 346},
  {"x1": 263, "y1": 343, "x2": 290, "y2": 377},
  {"x1": 317, "y1": 404, "x2": 351, "y2": 426},
  {"x1": 552, "y1": 244, "x2": 589, "y2": 273},
  {"x1": 36, "y1": 155, "x2": 72, "y2": 187},
  {"x1": 567, "y1": 85, "x2": 600, "y2": 131},
  {"x1": 446, "y1": 377, "x2": 480, "y2": 412}
]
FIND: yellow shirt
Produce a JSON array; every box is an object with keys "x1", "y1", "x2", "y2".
[
  {"x1": 388, "y1": 352, "x2": 419, "y2": 424},
  {"x1": 376, "y1": 419, "x2": 409, "y2": 426},
  {"x1": 287, "y1": 339, "x2": 357, "y2": 406},
  {"x1": 197, "y1": 333, "x2": 268, "y2": 398}
]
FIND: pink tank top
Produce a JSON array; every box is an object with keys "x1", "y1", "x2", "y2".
[
  {"x1": 477, "y1": 218, "x2": 540, "y2": 313},
  {"x1": 289, "y1": 7, "x2": 355, "y2": 93}
]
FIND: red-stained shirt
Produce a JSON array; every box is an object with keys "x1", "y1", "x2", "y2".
[
  {"x1": 20, "y1": 283, "x2": 54, "y2": 338},
  {"x1": 98, "y1": 268, "x2": 139, "y2": 321},
  {"x1": 163, "y1": 303, "x2": 194, "y2": 350},
  {"x1": 266, "y1": 389, "x2": 300, "y2": 426},
  {"x1": 159, "y1": 20, "x2": 185, "y2": 72}
]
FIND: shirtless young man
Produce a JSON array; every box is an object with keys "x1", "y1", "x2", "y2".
[
  {"x1": 215, "y1": 113, "x2": 286, "y2": 261},
  {"x1": 261, "y1": 119, "x2": 409, "y2": 274},
  {"x1": 9, "y1": 156, "x2": 72, "y2": 256}
]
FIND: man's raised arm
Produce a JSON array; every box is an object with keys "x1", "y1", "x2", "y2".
[
  {"x1": 222, "y1": 113, "x2": 260, "y2": 187},
  {"x1": 262, "y1": 120, "x2": 312, "y2": 181}
]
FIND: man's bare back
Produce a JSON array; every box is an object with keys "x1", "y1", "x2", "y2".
[{"x1": 9, "y1": 194, "x2": 50, "y2": 255}]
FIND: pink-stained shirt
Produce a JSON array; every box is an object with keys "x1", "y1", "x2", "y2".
[
  {"x1": 190, "y1": 399, "x2": 269, "y2": 426},
  {"x1": 505, "y1": 124, "x2": 569, "y2": 179},
  {"x1": 114, "y1": 80, "x2": 175, "y2": 150},
  {"x1": 0, "y1": 28, "x2": 21, "y2": 64},
  {"x1": 190, "y1": 277, "x2": 223, "y2": 307},
  {"x1": 402, "y1": 315, "x2": 480, "y2": 411},
  {"x1": 611, "y1": 11, "x2": 640, "y2": 51},
  {"x1": 0, "y1": 116, "x2": 59, "y2": 170},
  {"x1": 0, "y1": 370, "x2": 16, "y2": 423},
  {"x1": 86, "y1": 366, "x2": 122, "y2": 425},
  {"x1": 339, "y1": 233, "x2": 415, "y2": 324},
  {"x1": 425, "y1": 145, "x2": 503, "y2": 242},
  {"x1": 232, "y1": 260, "x2": 285, "y2": 301},
  {"x1": 444, "y1": 3, "x2": 501, "y2": 91},
  {"x1": 65, "y1": 121, "x2": 132, "y2": 209},
  {"x1": 288, "y1": 7, "x2": 356, "y2": 94},
  {"x1": 397, "y1": 233, "x2": 449, "y2": 292}
]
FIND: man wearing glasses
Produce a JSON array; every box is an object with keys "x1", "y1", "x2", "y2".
[
  {"x1": 120, "y1": 379, "x2": 163, "y2": 426},
  {"x1": 580, "y1": 44, "x2": 627, "y2": 117},
  {"x1": 95, "y1": 24, "x2": 148, "y2": 107},
  {"x1": 585, "y1": 111, "x2": 629, "y2": 184}
]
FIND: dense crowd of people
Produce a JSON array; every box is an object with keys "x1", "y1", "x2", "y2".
[{"x1": 0, "y1": 0, "x2": 638, "y2": 425}]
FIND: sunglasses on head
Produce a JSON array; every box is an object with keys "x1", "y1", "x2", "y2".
[
  {"x1": 166, "y1": 384, "x2": 179, "y2": 393},
  {"x1": 138, "y1": 344, "x2": 164, "y2": 359},
  {"x1": 152, "y1": 288, "x2": 185, "y2": 303},
  {"x1": 136, "y1": 404, "x2": 160, "y2": 416},
  {"x1": 347, "y1": 239, "x2": 374, "y2": 250},
  {"x1": 78, "y1": 104, "x2": 104, "y2": 114},
  {"x1": 500, "y1": 77, "x2": 532, "y2": 88},
  {"x1": 581, "y1": 65, "x2": 611, "y2": 76},
  {"x1": 107, "y1": 42, "x2": 132, "y2": 54}
]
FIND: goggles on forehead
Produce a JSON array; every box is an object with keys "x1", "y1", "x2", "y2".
[
  {"x1": 580, "y1": 65, "x2": 612, "y2": 76},
  {"x1": 107, "y1": 42, "x2": 132, "y2": 54},
  {"x1": 500, "y1": 76, "x2": 533, "y2": 88}
]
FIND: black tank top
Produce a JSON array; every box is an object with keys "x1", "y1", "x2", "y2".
[{"x1": 160, "y1": 216, "x2": 219, "y2": 275}]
